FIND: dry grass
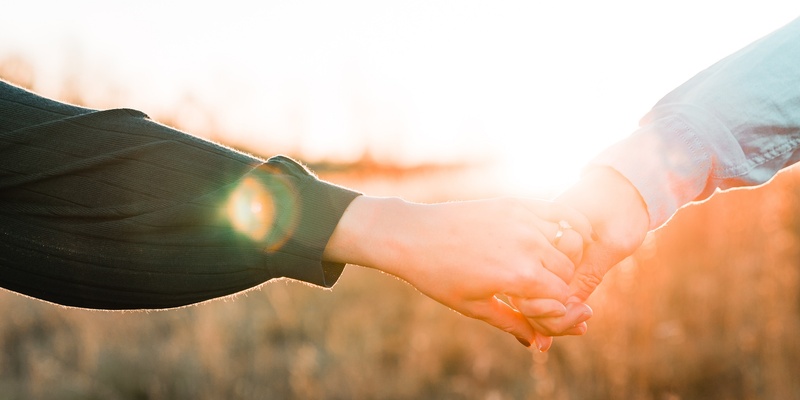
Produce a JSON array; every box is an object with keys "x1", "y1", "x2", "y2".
[{"x1": 1, "y1": 168, "x2": 798, "y2": 400}]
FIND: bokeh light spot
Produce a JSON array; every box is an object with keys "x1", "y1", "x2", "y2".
[{"x1": 226, "y1": 177, "x2": 276, "y2": 242}]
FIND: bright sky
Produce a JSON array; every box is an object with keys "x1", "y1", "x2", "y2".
[{"x1": 2, "y1": 1, "x2": 799, "y2": 194}]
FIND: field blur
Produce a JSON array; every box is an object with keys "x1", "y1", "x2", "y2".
[{"x1": 2, "y1": 59, "x2": 800, "y2": 400}]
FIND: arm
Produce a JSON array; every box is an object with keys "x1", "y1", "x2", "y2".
[
  {"x1": 0, "y1": 80, "x2": 359, "y2": 309},
  {"x1": 1, "y1": 79, "x2": 592, "y2": 349},
  {"x1": 594, "y1": 16, "x2": 800, "y2": 231},
  {"x1": 516, "y1": 16, "x2": 800, "y2": 345},
  {"x1": 323, "y1": 195, "x2": 593, "y2": 347},
  {"x1": 567, "y1": 15, "x2": 800, "y2": 302}
]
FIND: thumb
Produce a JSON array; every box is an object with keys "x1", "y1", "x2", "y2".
[{"x1": 568, "y1": 244, "x2": 621, "y2": 302}]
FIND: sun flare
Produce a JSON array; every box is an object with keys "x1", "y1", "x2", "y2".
[
  {"x1": 225, "y1": 177, "x2": 276, "y2": 242},
  {"x1": 488, "y1": 138, "x2": 592, "y2": 199}
]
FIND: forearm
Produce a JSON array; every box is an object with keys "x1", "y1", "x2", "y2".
[
  {"x1": 324, "y1": 196, "x2": 589, "y2": 291},
  {"x1": 592, "y1": 16, "x2": 800, "y2": 230},
  {"x1": 556, "y1": 166, "x2": 649, "y2": 301},
  {"x1": 322, "y1": 196, "x2": 409, "y2": 275},
  {"x1": 0, "y1": 80, "x2": 362, "y2": 309},
  {"x1": 324, "y1": 195, "x2": 597, "y2": 346},
  {"x1": 558, "y1": 167, "x2": 649, "y2": 243},
  {"x1": 0, "y1": 151, "x2": 359, "y2": 310}
]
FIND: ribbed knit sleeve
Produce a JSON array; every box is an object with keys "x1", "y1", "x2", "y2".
[{"x1": 0, "y1": 80, "x2": 360, "y2": 309}]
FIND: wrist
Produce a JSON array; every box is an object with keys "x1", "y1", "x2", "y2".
[
  {"x1": 558, "y1": 166, "x2": 650, "y2": 249},
  {"x1": 322, "y1": 195, "x2": 411, "y2": 276}
]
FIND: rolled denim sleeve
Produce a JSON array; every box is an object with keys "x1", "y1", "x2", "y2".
[{"x1": 590, "y1": 17, "x2": 800, "y2": 230}]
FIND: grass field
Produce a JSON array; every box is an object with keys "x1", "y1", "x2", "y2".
[
  {"x1": 1, "y1": 163, "x2": 799, "y2": 400},
  {"x1": 2, "y1": 62, "x2": 800, "y2": 399}
]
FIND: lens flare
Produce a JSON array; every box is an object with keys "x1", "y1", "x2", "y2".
[
  {"x1": 225, "y1": 177, "x2": 276, "y2": 242},
  {"x1": 224, "y1": 172, "x2": 299, "y2": 252}
]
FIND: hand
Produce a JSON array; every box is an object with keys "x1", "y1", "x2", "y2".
[
  {"x1": 506, "y1": 218, "x2": 595, "y2": 350},
  {"x1": 514, "y1": 166, "x2": 650, "y2": 350},
  {"x1": 323, "y1": 195, "x2": 592, "y2": 347},
  {"x1": 561, "y1": 167, "x2": 650, "y2": 301}
]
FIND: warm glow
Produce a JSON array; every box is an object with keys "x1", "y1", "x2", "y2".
[
  {"x1": 224, "y1": 172, "x2": 300, "y2": 250},
  {"x1": 2, "y1": 3, "x2": 800, "y2": 396},
  {"x1": 3, "y1": 1, "x2": 798, "y2": 194},
  {"x1": 226, "y1": 177, "x2": 276, "y2": 242}
]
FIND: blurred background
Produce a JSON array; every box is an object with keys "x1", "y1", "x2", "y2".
[{"x1": 2, "y1": 1, "x2": 800, "y2": 399}]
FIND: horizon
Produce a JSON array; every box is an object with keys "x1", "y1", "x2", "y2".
[{"x1": 3, "y1": 1, "x2": 798, "y2": 195}]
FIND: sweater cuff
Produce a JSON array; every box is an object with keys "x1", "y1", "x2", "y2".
[{"x1": 257, "y1": 156, "x2": 361, "y2": 287}]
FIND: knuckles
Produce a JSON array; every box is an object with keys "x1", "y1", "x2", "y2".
[{"x1": 573, "y1": 266, "x2": 605, "y2": 300}]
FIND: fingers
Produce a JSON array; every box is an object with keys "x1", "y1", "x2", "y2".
[
  {"x1": 569, "y1": 245, "x2": 618, "y2": 302},
  {"x1": 529, "y1": 210, "x2": 587, "y2": 270},
  {"x1": 516, "y1": 214, "x2": 581, "y2": 284},
  {"x1": 508, "y1": 297, "x2": 564, "y2": 351},
  {"x1": 500, "y1": 259, "x2": 572, "y2": 303},
  {"x1": 467, "y1": 297, "x2": 587, "y2": 350},
  {"x1": 511, "y1": 296, "x2": 593, "y2": 336},
  {"x1": 571, "y1": 267, "x2": 606, "y2": 303},
  {"x1": 537, "y1": 241, "x2": 579, "y2": 287},
  {"x1": 553, "y1": 225, "x2": 585, "y2": 266},
  {"x1": 468, "y1": 296, "x2": 537, "y2": 347},
  {"x1": 505, "y1": 199, "x2": 596, "y2": 341},
  {"x1": 524, "y1": 199, "x2": 595, "y2": 245},
  {"x1": 506, "y1": 297, "x2": 591, "y2": 352},
  {"x1": 518, "y1": 266, "x2": 572, "y2": 302},
  {"x1": 461, "y1": 295, "x2": 589, "y2": 351},
  {"x1": 533, "y1": 331, "x2": 554, "y2": 352},
  {"x1": 529, "y1": 302, "x2": 593, "y2": 336},
  {"x1": 508, "y1": 297, "x2": 566, "y2": 318}
]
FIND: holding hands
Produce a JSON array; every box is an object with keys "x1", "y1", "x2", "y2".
[
  {"x1": 518, "y1": 167, "x2": 651, "y2": 350},
  {"x1": 323, "y1": 195, "x2": 595, "y2": 349},
  {"x1": 323, "y1": 166, "x2": 652, "y2": 351}
]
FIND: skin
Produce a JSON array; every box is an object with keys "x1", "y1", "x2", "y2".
[
  {"x1": 322, "y1": 195, "x2": 594, "y2": 348},
  {"x1": 519, "y1": 166, "x2": 651, "y2": 350}
]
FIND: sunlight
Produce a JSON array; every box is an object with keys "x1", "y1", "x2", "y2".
[
  {"x1": 489, "y1": 145, "x2": 585, "y2": 198},
  {"x1": 225, "y1": 177, "x2": 281, "y2": 243},
  {"x1": 224, "y1": 171, "x2": 301, "y2": 251},
  {"x1": 482, "y1": 124, "x2": 622, "y2": 198},
  {"x1": 4, "y1": 1, "x2": 799, "y2": 179}
]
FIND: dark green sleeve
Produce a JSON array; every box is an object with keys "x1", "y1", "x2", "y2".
[{"x1": 0, "y1": 80, "x2": 361, "y2": 310}]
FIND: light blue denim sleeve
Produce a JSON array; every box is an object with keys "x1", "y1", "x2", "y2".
[{"x1": 590, "y1": 17, "x2": 800, "y2": 230}]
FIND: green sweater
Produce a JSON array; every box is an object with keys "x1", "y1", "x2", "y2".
[{"x1": 0, "y1": 80, "x2": 360, "y2": 309}]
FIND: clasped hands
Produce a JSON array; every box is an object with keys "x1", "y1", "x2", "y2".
[{"x1": 324, "y1": 167, "x2": 650, "y2": 352}]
